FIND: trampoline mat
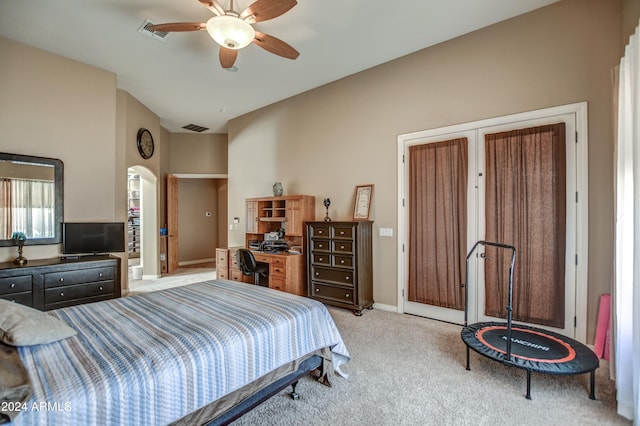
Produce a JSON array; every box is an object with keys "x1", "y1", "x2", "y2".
[{"x1": 461, "y1": 322, "x2": 599, "y2": 375}]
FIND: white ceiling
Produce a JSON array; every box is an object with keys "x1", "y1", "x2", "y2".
[{"x1": 0, "y1": 0, "x2": 559, "y2": 133}]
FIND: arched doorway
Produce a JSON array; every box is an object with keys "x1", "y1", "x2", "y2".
[{"x1": 128, "y1": 165, "x2": 159, "y2": 280}]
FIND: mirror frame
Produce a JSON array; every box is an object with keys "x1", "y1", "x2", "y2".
[{"x1": 0, "y1": 152, "x2": 64, "y2": 247}]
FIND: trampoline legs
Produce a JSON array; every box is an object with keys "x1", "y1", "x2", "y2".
[
  {"x1": 526, "y1": 370, "x2": 532, "y2": 400},
  {"x1": 466, "y1": 346, "x2": 470, "y2": 370}
]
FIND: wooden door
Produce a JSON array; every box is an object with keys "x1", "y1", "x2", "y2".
[{"x1": 167, "y1": 174, "x2": 179, "y2": 273}]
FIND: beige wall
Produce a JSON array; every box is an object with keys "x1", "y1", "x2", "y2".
[
  {"x1": 169, "y1": 133, "x2": 228, "y2": 174},
  {"x1": 0, "y1": 36, "x2": 119, "y2": 263},
  {"x1": 228, "y1": 0, "x2": 625, "y2": 343}
]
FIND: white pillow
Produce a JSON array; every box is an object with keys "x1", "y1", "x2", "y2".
[{"x1": 0, "y1": 299, "x2": 77, "y2": 346}]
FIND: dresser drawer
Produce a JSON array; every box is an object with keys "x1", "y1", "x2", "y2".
[
  {"x1": 0, "y1": 291, "x2": 33, "y2": 306},
  {"x1": 45, "y1": 280, "x2": 114, "y2": 304},
  {"x1": 270, "y1": 264, "x2": 286, "y2": 278},
  {"x1": 310, "y1": 225, "x2": 331, "y2": 238},
  {"x1": 332, "y1": 241, "x2": 353, "y2": 254},
  {"x1": 311, "y1": 282, "x2": 354, "y2": 304},
  {"x1": 312, "y1": 253, "x2": 330, "y2": 266},
  {"x1": 311, "y1": 267, "x2": 354, "y2": 286},
  {"x1": 310, "y1": 239, "x2": 330, "y2": 252},
  {"x1": 216, "y1": 249, "x2": 228, "y2": 266},
  {"x1": 332, "y1": 225, "x2": 354, "y2": 239},
  {"x1": 44, "y1": 267, "x2": 114, "y2": 288},
  {"x1": 0, "y1": 275, "x2": 32, "y2": 295},
  {"x1": 216, "y1": 268, "x2": 228, "y2": 280},
  {"x1": 332, "y1": 255, "x2": 353, "y2": 268}
]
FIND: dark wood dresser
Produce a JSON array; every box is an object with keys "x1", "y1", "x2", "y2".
[
  {"x1": 0, "y1": 255, "x2": 121, "y2": 311},
  {"x1": 305, "y1": 221, "x2": 373, "y2": 315}
]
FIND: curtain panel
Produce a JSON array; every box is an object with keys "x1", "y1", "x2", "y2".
[
  {"x1": 0, "y1": 178, "x2": 11, "y2": 239},
  {"x1": 613, "y1": 21, "x2": 640, "y2": 423},
  {"x1": 484, "y1": 123, "x2": 566, "y2": 328},
  {"x1": 408, "y1": 138, "x2": 468, "y2": 310}
]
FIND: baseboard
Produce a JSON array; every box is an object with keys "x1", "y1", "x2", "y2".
[
  {"x1": 142, "y1": 274, "x2": 161, "y2": 280},
  {"x1": 372, "y1": 303, "x2": 397, "y2": 312},
  {"x1": 178, "y1": 258, "x2": 215, "y2": 266}
]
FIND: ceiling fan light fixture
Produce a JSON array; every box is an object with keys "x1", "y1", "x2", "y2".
[{"x1": 206, "y1": 15, "x2": 255, "y2": 49}]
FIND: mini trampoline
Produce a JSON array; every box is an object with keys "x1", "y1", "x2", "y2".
[{"x1": 461, "y1": 241, "x2": 599, "y2": 400}]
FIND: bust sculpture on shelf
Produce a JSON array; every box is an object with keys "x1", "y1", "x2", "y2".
[
  {"x1": 272, "y1": 182, "x2": 283, "y2": 197},
  {"x1": 12, "y1": 231, "x2": 28, "y2": 265},
  {"x1": 323, "y1": 198, "x2": 331, "y2": 222}
]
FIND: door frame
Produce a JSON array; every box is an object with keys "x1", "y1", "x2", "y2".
[{"x1": 396, "y1": 102, "x2": 589, "y2": 343}]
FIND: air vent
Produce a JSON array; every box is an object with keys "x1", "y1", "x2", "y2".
[
  {"x1": 182, "y1": 124, "x2": 209, "y2": 133},
  {"x1": 138, "y1": 20, "x2": 169, "y2": 40}
]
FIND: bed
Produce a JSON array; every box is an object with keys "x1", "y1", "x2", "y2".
[{"x1": 1, "y1": 279, "x2": 350, "y2": 425}]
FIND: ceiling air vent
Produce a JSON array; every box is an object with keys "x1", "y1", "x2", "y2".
[
  {"x1": 138, "y1": 20, "x2": 169, "y2": 41},
  {"x1": 182, "y1": 124, "x2": 209, "y2": 133}
]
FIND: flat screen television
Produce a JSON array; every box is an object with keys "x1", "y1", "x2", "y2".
[{"x1": 62, "y1": 222, "x2": 125, "y2": 255}]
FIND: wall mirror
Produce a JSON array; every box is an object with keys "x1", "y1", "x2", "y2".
[{"x1": 0, "y1": 152, "x2": 63, "y2": 247}]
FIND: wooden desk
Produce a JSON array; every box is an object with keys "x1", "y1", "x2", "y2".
[{"x1": 216, "y1": 248, "x2": 305, "y2": 296}]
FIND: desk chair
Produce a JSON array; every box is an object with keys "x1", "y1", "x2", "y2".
[{"x1": 236, "y1": 249, "x2": 269, "y2": 287}]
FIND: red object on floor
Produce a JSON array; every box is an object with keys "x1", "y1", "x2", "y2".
[{"x1": 594, "y1": 293, "x2": 610, "y2": 359}]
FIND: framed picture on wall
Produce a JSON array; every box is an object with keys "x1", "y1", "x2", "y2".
[{"x1": 352, "y1": 184, "x2": 374, "y2": 220}]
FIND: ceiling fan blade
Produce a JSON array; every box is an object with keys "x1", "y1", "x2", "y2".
[
  {"x1": 219, "y1": 47, "x2": 238, "y2": 69},
  {"x1": 199, "y1": 0, "x2": 225, "y2": 16},
  {"x1": 240, "y1": 0, "x2": 297, "y2": 22},
  {"x1": 253, "y1": 31, "x2": 299, "y2": 60},
  {"x1": 148, "y1": 22, "x2": 206, "y2": 32}
]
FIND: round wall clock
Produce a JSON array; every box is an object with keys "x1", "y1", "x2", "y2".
[{"x1": 136, "y1": 128, "x2": 154, "y2": 159}]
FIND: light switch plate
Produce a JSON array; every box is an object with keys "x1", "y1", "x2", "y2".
[{"x1": 379, "y1": 228, "x2": 393, "y2": 237}]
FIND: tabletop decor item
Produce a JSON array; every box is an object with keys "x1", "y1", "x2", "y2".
[
  {"x1": 323, "y1": 198, "x2": 331, "y2": 222},
  {"x1": 352, "y1": 184, "x2": 374, "y2": 220},
  {"x1": 12, "y1": 231, "x2": 28, "y2": 265},
  {"x1": 272, "y1": 182, "x2": 283, "y2": 196}
]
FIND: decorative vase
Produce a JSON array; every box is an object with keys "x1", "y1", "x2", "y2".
[{"x1": 273, "y1": 182, "x2": 283, "y2": 196}]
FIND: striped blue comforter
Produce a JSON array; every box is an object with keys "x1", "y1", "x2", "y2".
[{"x1": 13, "y1": 280, "x2": 350, "y2": 426}]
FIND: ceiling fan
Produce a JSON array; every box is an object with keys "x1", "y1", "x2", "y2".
[{"x1": 149, "y1": 0, "x2": 299, "y2": 69}]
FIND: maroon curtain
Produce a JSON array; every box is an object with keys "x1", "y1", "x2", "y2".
[
  {"x1": 408, "y1": 138, "x2": 468, "y2": 310},
  {"x1": 484, "y1": 123, "x2": 566, "y2": 328}
]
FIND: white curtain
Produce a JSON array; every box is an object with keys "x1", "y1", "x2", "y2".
[
  {"x1": 10, "y1": 179, "x2": 55, "y2": 239},
  {"x1": 614, "y1": 22, "x2": 640, "y2": 423}
]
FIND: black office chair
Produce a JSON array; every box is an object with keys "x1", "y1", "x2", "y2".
[{"x1": 236, "y1": 249, "x2": 269, "y2": 287}]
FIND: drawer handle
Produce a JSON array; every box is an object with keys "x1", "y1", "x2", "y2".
[
  {"x1": 59, "y1": 278, "x2": 64, "y2": 282},
  {"x1": 60, "y1": 292, "x2": 64, "y2": 296},
  {"x1": 99, "y1": 286, "x2": 103, "y2": 291},
  {"x1": 318, "y1": 230, "x2": 323, "y2": 234},
  {"x1": 315, "y1": 272, "x2": 319, "y2": 276},
  {"x1": 345, "y1": 276, "x2": 350, "y2": 280},
  {"x1": 340, "y1": 260, "x2": 345, "y2": 264},
  {"x1": 340, "y1": 245, "x2": 345, "y2": 250},
  {"x1": 340, "y1": 231, "x2": 345, "y2": 235},
  {"x1": 10, "y1": 283, "x2": 15, "y2": 288},
  {"x1": 99, "y1": 273, "x2": 103, "y2": 277},
  {"x1": 315, "y1": 288, "x2": 320, "y2": 293},
  {"x1": 319, "y1": 257, "x2": 323, "y2": 261},
  {"x1": 345, "y1": 293, "x2": 350, "y2": 298}
]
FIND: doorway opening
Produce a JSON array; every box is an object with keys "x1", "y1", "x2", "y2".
[{"x1": 128, "y1": 165, "x2": 159, "y2": 281}]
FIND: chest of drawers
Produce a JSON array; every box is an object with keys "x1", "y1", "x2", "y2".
[
  {"x1": 306, "y1": 221, "x2": 373, "y2": 315},
  {"x1": 0, "y1": 255, "x2": 121, "y2": 311}
]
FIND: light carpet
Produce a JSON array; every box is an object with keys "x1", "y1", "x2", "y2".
[{"x1": 232, "y1": 306, "x2": 629, "y2": 426}]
